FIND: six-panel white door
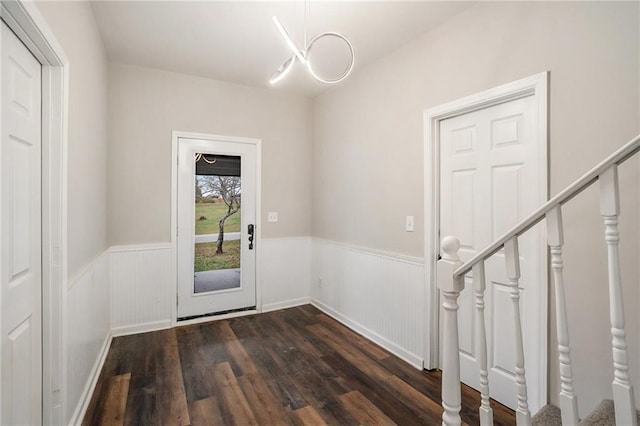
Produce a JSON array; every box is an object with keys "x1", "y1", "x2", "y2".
[
  {"x1": 439, "y1": 95, "x2": 545, "y2": 411},
  {"x1": 1, "y1": 21, "x2": 43, "y2": 424},
  {"x1": 177, "y1": 137, "x2": 257, "y2": 319}
]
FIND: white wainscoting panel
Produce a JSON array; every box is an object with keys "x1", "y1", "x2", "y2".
[
  {"x1": 110, "y1": 244, "x2": 173, "y2": 336},
  {"x1": 260, "y1": 237, "x2": 311, "y2": 312},
  {"x1": 67, "y1": 251, "x2": 111, "y2": 424},
  {"x1": 311, "y1": 238, "x2": 425, "y2": 368}
]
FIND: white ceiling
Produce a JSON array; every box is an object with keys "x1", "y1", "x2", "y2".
[{"x1": 91, "y1": 1, "x2": 474, "y2": 97}]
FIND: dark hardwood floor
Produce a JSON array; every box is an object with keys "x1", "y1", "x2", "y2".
[{"x1": 83, "y1": 305, "x2": 515, "y2": 425}]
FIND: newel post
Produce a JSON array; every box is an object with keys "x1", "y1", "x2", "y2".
[{"x1": 438, "y1": 236, "x2": 464, "y2": 426}]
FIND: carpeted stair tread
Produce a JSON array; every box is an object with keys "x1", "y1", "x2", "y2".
[
  {"x1": 581, "y1": 399, "x2": 640, "y2": 426},
  {"x1": 532, "y1": 404, "x2": 562, "y2": 426},
  {"x1": 532, "y1": 400, "x2": 640, "y2": 425}
]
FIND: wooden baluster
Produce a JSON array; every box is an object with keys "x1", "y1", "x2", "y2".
[
  {"x1": 599, "y1": 165, "x2": 637, "y2": 426},
  {"x1": 546, "y1": 206, "x2": 579, "y2": 425},
  {"x1": 438, "y1": 236, "x2": 464, "y2": 426},
  {"x1": 504, "y1": 237, "x2": 531, "y2": 426},
  {"x1": 473, "y1": 262, "x2": 493, "y2": 426}
]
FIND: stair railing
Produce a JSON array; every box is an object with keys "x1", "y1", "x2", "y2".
[{"x1": 439, "y1": 134, "x2": 640, "y2": 426}]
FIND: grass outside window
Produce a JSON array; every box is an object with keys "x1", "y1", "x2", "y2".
[
  {"x1": 194, "y1": 240, "x2": 240, "y2": 272},
  {"x1": 195, "y1": 203, "x2": 241, "y2": 235}
]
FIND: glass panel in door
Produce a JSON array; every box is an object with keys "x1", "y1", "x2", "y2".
[{"x1": 193, "y1": 154, "x2": 242, "y2": 294}]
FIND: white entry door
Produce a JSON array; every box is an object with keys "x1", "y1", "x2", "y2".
[
  {"x1": 439, "y1": 95, "x2": 545, "y2": 411},
  {"x1": 1, "y1": 21, "x2": 43, "y2": 424},
  {"x1": 177, "y1": 137, "x2": 257, "y2": 319}
]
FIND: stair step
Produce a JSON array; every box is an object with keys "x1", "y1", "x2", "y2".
[
  {"x1": 581, "y1": 399, "x2": 640, "y2": 426},
  {"x1": 532, "y1": 400, "x2": 640, "y2": 426},
  {"x1": 532, "y1": 404, "x2": 562, "y2": 426}
]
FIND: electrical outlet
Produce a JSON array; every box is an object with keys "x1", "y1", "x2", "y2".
[
  {"x1": 268, "y1": 212, "x2": 279, "y2": 223},
  {"x1": 406, "y1": 215, "x2": 415, "y2": 232}
]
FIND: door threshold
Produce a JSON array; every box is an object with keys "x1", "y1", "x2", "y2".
[{"x1": 176, "y1": 306, "x2": 257, "y2": 326}]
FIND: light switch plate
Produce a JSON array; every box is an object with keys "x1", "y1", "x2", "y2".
[
  {"x1": 406, "y1": 215, "x2": 414, "y2": 232},
  {"x1": 268, "y1": 212, "x2": 279, "y2": 223}
]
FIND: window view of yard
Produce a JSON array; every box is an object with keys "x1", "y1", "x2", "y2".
[
  {"x1": 194, "y1": 202, "x2": 242, "y2": 272},
  {"x1": 194, "y1": 174, "x2": 241, "y2": 274},
  {"x1": 194, "y1": 240, "x2": 240, "y2": 271},
  {"x1": 195, "y1": 202, "x2": 241, "y2": 235}
]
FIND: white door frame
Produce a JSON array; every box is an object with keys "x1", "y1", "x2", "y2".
[
  {"x1": 171, "y1": 131, "x2": 262, "y2": 325},
  {"x1": 423, "y1": 72, "x2": 548, "y2": 397},
  {"x1": 0, "y1": 1, "x2": 68, "y2": 424}
]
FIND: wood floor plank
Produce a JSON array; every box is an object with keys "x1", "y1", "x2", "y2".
[
  {"x1": 339, "y1": 390, "x2": 396, "y2": 426},
  {"x1": 189, "y1": 397, "x2": 224, "y2": 426},
  {"x1": 82, "y1": 305, "x2": 516, "y2": 426},
  {"x1": 216, "y1": 321, "x2": 259, "y2": 375},
  {"x1": 99, "y1": 373, "x2": 130, "y2": 426},
  {"x1": 308, "y1": 321, "x2": 443, "y2": 422},
  {"x1": 155, "y1": 332, "x2": 191, "y2": 426},
  {"x1": 313, "y1": 325, "x2": 445, "y2": 424},
  {"x1": 156, "y1": 390, "x2": 190, "y2": 426},
  {"x1": 293, "y1": 406, "x2": 329, "y2": 426},
  {"x1": 249, "y1": 316, "x2": 356, "y2": 424},
  {"x1": 316, "y1": 313, "x2": 391, "y2": 361},
  {"x1": 271, "y1": 312, "x2": 324, "y2": 358},
  {"x1": 238, "y1": 373, "x2": 292, "y2": 425},
  {"x1": 231, "y1": 317, "x2": 309, "y2": 410},
  {"x1": 321, "y1": 351, "x2": 427, "y2": 425},
  {"x1": 379, "y1": 356, "x2": 441, "y2": 402},
  {"x1": 296, "y1": 304, "x2": 321, "y2": 317},
  {"x1": 176, "y1": 326, "x2": 219, "y2": 402},
  {"x1": 385, "y1": 375, "x2": 444, "y2": 419},
  {"x1": 307, "y1": 323, "x2": 392, "y2": 383},
  {"x1": 123, "y1": 392, "x2": 157, "y2": 425},
  {"x1": 212, "y1": 362, "x2": 259, "y2": 425}
]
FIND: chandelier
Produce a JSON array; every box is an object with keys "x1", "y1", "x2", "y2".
[{"x1": 269, "y1": 15, "x2": 355, "y2": 85}]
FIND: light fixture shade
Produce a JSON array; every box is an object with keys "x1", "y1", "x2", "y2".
[
  {"x1": 272, "y1": 16, "x2": 307, "y2": 65},
  {"x1": 269, "y1": 15, "x2": 354, "y2": 85},
  {"x1": 269, "y1": 55, "x2": 296, "y2": 85},
  {"x1": 305, "y1": 32, "x2": 355, "y2": 84}
]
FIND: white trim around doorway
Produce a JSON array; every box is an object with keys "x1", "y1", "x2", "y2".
[
  {"x1": 0, "y1": 1, "x2": 69, "y2": 423},
  {"x1": 423, "y1": 71, "x2": 548, "y2": 399},
  {"x1": 170, "y1": 131, "x2": 262, "y2": 325}
]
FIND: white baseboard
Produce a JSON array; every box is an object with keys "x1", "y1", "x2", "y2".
[
  {"x1": 111, "y1": 319, "x2": 173, "y2": 337},
  {"x1": 311, "y1": 298, "x2": 423, "y2": 369},
  {"x1": 68, "y1": 331, "x2": 113, "y2": 426},
  {"x1": 261, "y1": 297, "x2": 311, "y2": 313}
]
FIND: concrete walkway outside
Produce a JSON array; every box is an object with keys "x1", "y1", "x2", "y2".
[
  {"x1": 194, "y1": 268, "x2": 240, "y2": 293},
  {"x1": 194, "y1": 232, "x2": 241, "y2": 243}
]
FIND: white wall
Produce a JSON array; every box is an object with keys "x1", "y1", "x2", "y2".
[
  {"x1": 34, "y1": 2, "x2": 111, "y2": 423},
  {"x1": 106, "y1": 64, "x2": 314, "y2": 335},
  {"x1": 35, "y1": 2, "x2": 109, "y2": 277},
  {"x1": 312, "y1": 1, "x2": 640, "y2": 416},
  {"x1": 107, "y1": 64, "x2": 313, "y2": 245}
]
